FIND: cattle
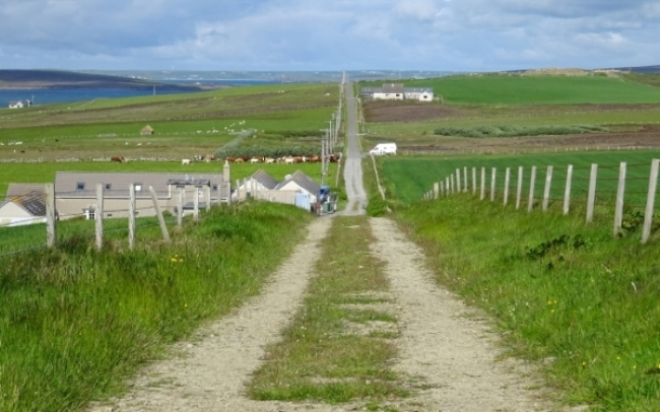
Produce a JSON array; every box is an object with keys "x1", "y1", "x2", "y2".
[
  {"x1": 249, "y1": 157, "x2": 263, "y2": 164},
  {"x1": 264, "y1": 157, "x2": 276, "y2": 164},
  {"x1": 181, "y1": 158, "x2": 192, "y2": 165},
  {"x1": 110, "y1": 156, "x2": 125, "y2": 163},
  {"x1": 204, "y1": 154, "x2": 215, "y2": 163}
]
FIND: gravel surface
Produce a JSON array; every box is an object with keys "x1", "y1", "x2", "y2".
[{"x1": 90, "y1": 81, "x2": 565, "y2": 412}]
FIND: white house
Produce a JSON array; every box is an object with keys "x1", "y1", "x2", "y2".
[
  {"x1": 8, "y1": 100, "x2": 32, "y2": 109},
  {"x1": 362, "y1": 83, "x2": 434, "y2": 102}
]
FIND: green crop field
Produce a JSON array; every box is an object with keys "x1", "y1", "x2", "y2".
[
  {"x1": 380, "y1": 150, "x2": 660, "y2": 206},
  {"x1": 362, "y1": 74, "x2": 660, "y2": 105}
]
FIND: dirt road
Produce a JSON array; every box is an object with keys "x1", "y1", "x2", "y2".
[{"x1": 91, "y1": 82, "x2": 564, "y2": 412}]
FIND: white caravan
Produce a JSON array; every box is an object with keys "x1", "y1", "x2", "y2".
[{"x1": 369, "y1": 143, "x2": 397, "y2": 156}]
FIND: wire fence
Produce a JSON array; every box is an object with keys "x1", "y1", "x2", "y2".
[{"x1": 423, "y1": 158, "x2": 660, "y2": 243}]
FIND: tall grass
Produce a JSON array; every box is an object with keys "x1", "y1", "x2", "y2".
[{"x1": 0, "y1": 202, "x2": 311, "y2": 412}]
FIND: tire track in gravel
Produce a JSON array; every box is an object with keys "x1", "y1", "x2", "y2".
[
  {"x1": 369, "y1": 217, "x2": 557, "y2": 412},
  {"x1": 92, "y1": 218, "x2": 333, "y2": 412}
]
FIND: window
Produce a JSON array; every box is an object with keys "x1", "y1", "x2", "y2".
[
  {"x1": 76, "y1": 182, "x2": 85, "y2": 190},
  {"x1": 105, "y1": 183, "x2": 112, "y2": 190},
  {"x1": 134, "y1": 183, "x2": 143, "y2": 192},
  {"x1": 212, "y1": 184, "x2": 218, "y2": 191}
]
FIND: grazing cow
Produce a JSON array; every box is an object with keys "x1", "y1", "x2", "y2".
[
  {"x1": 226, "y1": 156, "x2": 237, "y2": 163},
  {"x1": 307, "y1": 155, "x2": 320, "y2": 163},
  {"x1": 110, "y1": 156, "x2": 125, "y2": 163},
  {"x1": 265, "y1": 157, "x2": 276, "y2": 164},
  {"x1": 181, "y1": 158, "x2": 192, "y2": 165},
  {"x1": 233, "y1": 157, "x2": 245, "y2": 163},
  {"x1": 249, "y1": 157, "x2": 263, "y2": 164},
  {"x1": 204, "y1": 154, "x2": 215, "y2": 163},
  {"x1": 284, "y1": 156, "x2": 295, "y2": 164}
]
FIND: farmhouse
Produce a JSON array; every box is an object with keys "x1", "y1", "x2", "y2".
[
  {"x1": 234, "y1": 169, "x2": 321, "y2": 210},
  {"x1": 54, "y1": 172, "x2": 230, "y2": 220},
  {"x1": 362, "y1": 83, "x2": 434, "y2": 102},
  {"x1": 8, "y1": 100, "x2": 32, "y2": 109},
  {"x1": 0, "y1": 191, "x2": 47, "y2": 227},
  {"x1": 275, "y1": 170, "x2": 322, "y2": 204}
]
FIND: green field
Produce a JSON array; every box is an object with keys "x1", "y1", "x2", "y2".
[
  {"x1": 381, "y1": 150, "x2": 660, "y2": 206},
  {"x1": 362, "y1": 74, "x2": 660, "y2": 105}
]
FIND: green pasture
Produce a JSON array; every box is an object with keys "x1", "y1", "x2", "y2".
[
  {"x1": 364, "y1": 106, "x2": 660, "y2": 137},
  {"x1": 0, "y1": 202, "x2": 312, "y2": 412},
  {"x1": 381, "y1": 150, "x2": 660, "y2": 206},
  {"x1": 399, "y1": 195, "x2": 660, "y2": 411},
  {"x1": 0, "y1": 161, "x2": 337, "y2": 200},
  {"x1": 362, "y1": 74, "x2": 660, "y2": 106}
]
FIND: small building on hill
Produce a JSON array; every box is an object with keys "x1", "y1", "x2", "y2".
[{"x1": 140, "y1": 125, "x2": 154, "y2": 135}]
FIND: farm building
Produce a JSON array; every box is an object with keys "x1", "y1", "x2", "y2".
[
  {"x1": 8, "y1": 100, "x2": 32, "y2": 109},
  {"x1": 140, "y1": 125, "x2": 155, "y2": 135},
  {"x1": 54, "y1": 172, "x2": 230, "y2": 220},
  {"x1": 234, "y1": 169, "x2": 321, "y2": 210},
  {"x1": 361, "y1": 83, "x2": 434, "y2": 102},
  {"x1": 0, "y1": 191, "x2": 47, "y2": 227}
]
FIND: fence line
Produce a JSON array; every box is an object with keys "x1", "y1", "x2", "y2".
[{"x1": 423, "y1": 158, "x2": 660, "y2": 243}]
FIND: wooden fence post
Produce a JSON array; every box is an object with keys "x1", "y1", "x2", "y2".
[
  {"x1": 543, "y1": 165, "x2": 553, "y2": 211},
  {"x1": 516, "y1": 167, "x2": 523, "y2": 210},
  {"x1": 504, "y1": 167, "x2": 511, "y2": 206},
  {"x1": 45, "y1": 183, "x2": 56, "y2": 248},
  {"x1": 641, "y1": 159, "x2": 660, "y2": 243},
  {"x1": 456, "y1": 168, "x2": 462, "y2": 193},
  {"x1": 96, "y1": 183, "x2": 104, "y2": 251},
  {"x1": 490, "y1": 167, "x2": 497, "y2": 202},
  {"x1": 586, "y1": 164, "x2": 598, "y2": 223},
  {"x1": 472, "y1": 167, "x2": 477, "y2": 194},
  {"x1": 613, "y1": 162, "x2": 627, "y2": 237},
  {"x1": 480, "y1": 167, "x2": 486, "y2": 200},
  {"x1": 129, "y1": 184, "x2": 136, "y2": 250},
  {"x1": 149, "y1": 186, "x2": 171, "y2": 243},
  {"x1": 528, "y1": 166, "x2": 537, "y2": 212},
  {"x1": 563, "y1": 165, "x2": 573, "y2": 215}
]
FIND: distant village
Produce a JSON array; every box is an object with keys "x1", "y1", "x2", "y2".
[{"x1": 361, "y1": 83, "x2": 434, "y2": 101}]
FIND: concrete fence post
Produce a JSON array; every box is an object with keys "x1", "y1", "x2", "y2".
[
  {"x1": 46, "y1": 183, "x2": 57, "y2": 248},
  {"x1": 95, "y1": 184, "x2": 104, "y2": 251},
  {"x1": 528, "y1": 166, "x2": 537, "y2": 212},
  {"x1": 641, "y1": 159, "x2": 660, "y2": 243},
  {"x1": 586, "y1": 164, "x2": 598, "y2": 223},
  {"x1": 472, "y1": 167, "x2": 477, "y2": 194},
  {"x1": 516, "y1": 167, "x2": 523, "y2": 210},
  {"x1": 543, "y1": 165, "x2": 553, "y2": 211},
  {"x1": 129, "y1": 184, "x2": 136, "y2": 250},
  {"x1": 149, "y1": 186, "x2": 171, "y2": 243},
  {"x1": 504, "y1": 167, "x2": 511, "y2": 206},
  {"x1": 563, "y1": 165, "x2": 573, "y2": 215},
  {"x1": 480, "y1": 167, "x2": 486, "y2": 200},
  {"x1": 614, "y1": 162, "x2": 627, "y2": 237},
  {"x1": 490, "y1": 167, "x2": 497, "y2": 202}
]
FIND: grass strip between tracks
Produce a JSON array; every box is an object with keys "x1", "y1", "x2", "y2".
[{"x1": 248, "y1": 215, "x2": 408, "y2": 405}]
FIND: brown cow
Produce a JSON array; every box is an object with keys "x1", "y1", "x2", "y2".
[{"x1": 110, "y1": 156, "x2": 125, "y2": 163}]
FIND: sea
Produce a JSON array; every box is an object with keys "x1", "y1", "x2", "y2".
[{"x1": 0, "y1": 79, "x2": 281, "y2": 108}]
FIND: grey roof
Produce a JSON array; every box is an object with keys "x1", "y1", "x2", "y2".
[
  {"x1": 404, "y1": 87, "x2": 434, "y2": 93},
  {"x1": 250, "y1": 169, "x2": 279, "y2": 190},
  {"x1": 5, "y1": 183, "x2": 46, "y2": 200},
  {"x1": 11, "y1": 191, "x2": 47, "y2": 216},
  {"x1": 55, "y1": 172, "x2": 227, "y2": 199},
  {"x1": 382, "y1": 83, "x2": 405, "y2": 94},
  {"x1": 276, "y1": 170, "x2": 321, "y2": 195}
]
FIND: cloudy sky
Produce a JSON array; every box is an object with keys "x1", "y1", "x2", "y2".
[{"x1": 1, "y1": 0, "x2": 659, "y2": 72}]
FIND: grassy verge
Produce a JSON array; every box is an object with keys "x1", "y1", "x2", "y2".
[
  {"x1": 0, "y1": 201, "x2": 312, "y2": 412},
  {"x1": 397, "y1": 196, "x2": 660, "y2": 411},
  {"x1": 248, "y1": 216, "x2": 408, "y2": 406}
]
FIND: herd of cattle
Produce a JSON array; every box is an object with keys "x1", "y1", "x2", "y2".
[{"x1": 110, "y1": 153, "x2": 341, "y2": 165}]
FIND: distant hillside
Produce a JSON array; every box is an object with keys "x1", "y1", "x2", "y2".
[{"x1": 0, "y1": 69, "x2": 202, "y2": 91}]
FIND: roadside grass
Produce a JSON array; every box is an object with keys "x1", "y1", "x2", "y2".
[
  {"x1": 380, "y1": 150, "x2": 660, "y2": 205},
  {"x1": 397, "y1": 195, "x2": 660, "y2": 411},
  {"x1": 0, "y1": 201, "x2": 312, "y2": 412},
  {"x1": 248, "y1": 216, "x2": 408, "y2": 405}
]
